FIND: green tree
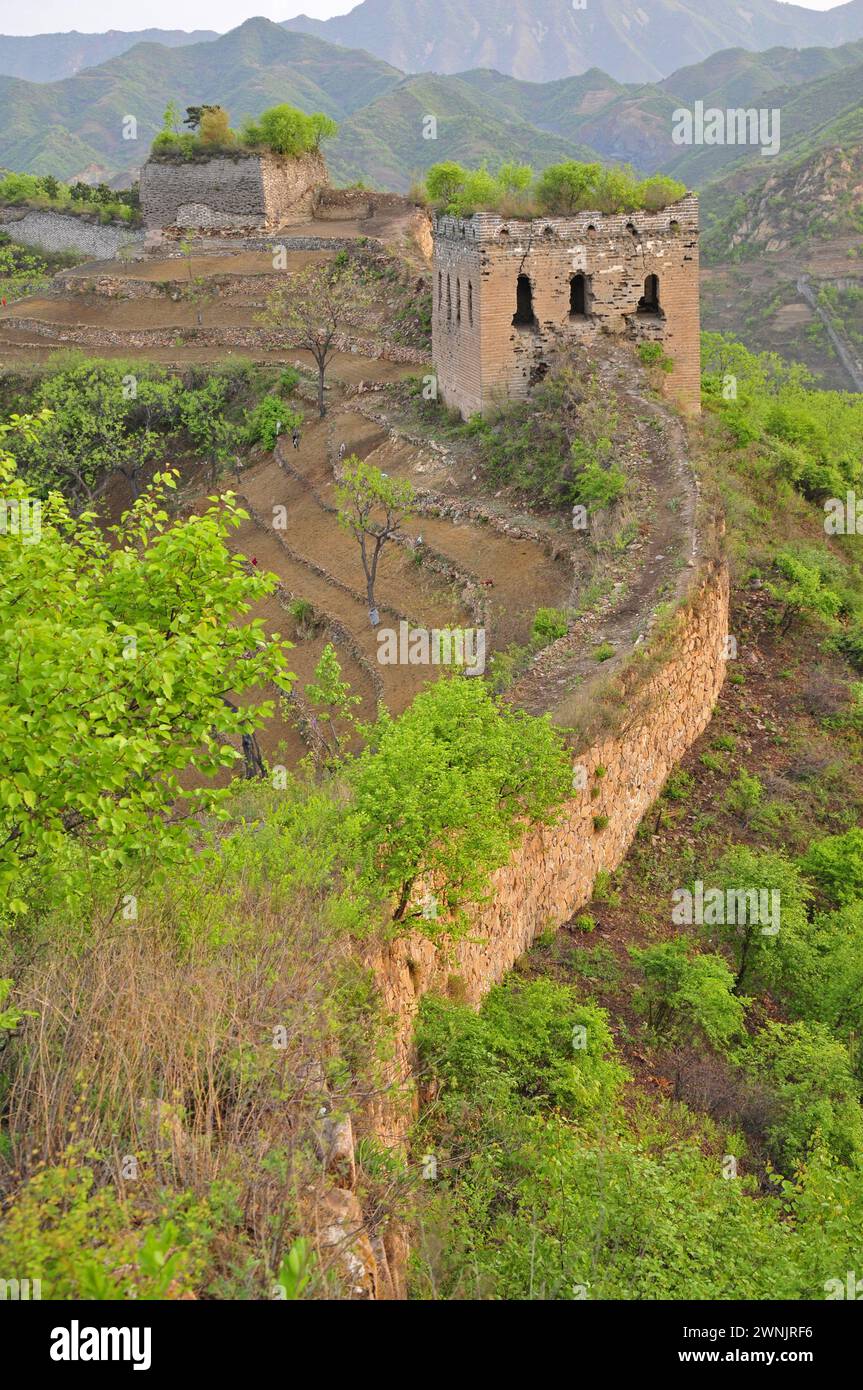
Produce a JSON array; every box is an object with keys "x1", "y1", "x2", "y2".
[
  {"x1": 347, "y1": 678, "x2": 571, "y2": 929},
  {"x1": 303, "y1": 643, "x2": 361, "y2": 771},
  {"x1": 631, "y1": 939, "x2": 748, "y2": 1049},
  {"x1": 0, "y1": 435, "x2": 293, "y2": 923},
  {"x1": 740, "y1": 1021, "x2": 863, "y2": 1169},
  {"x1": 179, "y1": 379, "x2": 241, "y2": 483},
  {"x1": 700, "y1": 845, "x2": 813, "y2": 993},
  {"x1": 534, "y1": 160, "x2": 602, "y2": 214},
  {"x1": 242, "y1": 104, "x2": 336, "y2": 156},
  {"x1": 335, "y1": 456, "x2": 414, "y2": 620},
  {"x1": 263, "y1": 261, "x2": 373, "y2": 417},
  {"x1": 801, "y1": 828, "x2": 863, "y2": 907}
]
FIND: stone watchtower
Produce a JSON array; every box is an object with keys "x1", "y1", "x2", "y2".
[{"x1": 431, "y1": 194, "x2": 700, "y2": 417}]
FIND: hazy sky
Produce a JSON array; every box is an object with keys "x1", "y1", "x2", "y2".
[{"x1": 0, "y1": 0, "x2": 848, "y2": 39}]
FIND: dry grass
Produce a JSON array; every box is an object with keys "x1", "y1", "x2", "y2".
[{"x1": 0, "y1": 788, "x2": 408, "y2": 1296}]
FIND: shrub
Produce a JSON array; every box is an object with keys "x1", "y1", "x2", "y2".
[
  {"x1": 346, "y1": 677, "x2": 571, "y2": 931},
  {"x1": 531, "y1": 607, "x2": 568, "y2": 644},
  {"x1": 423, "y1": 160, "x2": 686, "y2": 218},
  {"x1": 416, "y1": 978, "x2": 627, "y2": 1120},
  {"x1": 800, "y1": 828, "x2": 863, "y2": 906},
  {"x1": 699, "y1": 845, "x2": 813, "y2": 994},
  {"x1": 244, "y1": 395, "x2": 303, "y2": 451},
  {"x1": 631, "y1": 940, "x2": 748, "y2": 1049},
  {"x1": 739, "y1": 1021, "x2": 863, "y2": 1169}
]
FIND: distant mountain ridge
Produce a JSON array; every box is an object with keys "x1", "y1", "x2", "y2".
[
  {"x1": 1, "y1": 16, "x2": 862, "y2": 199},
  {"x1": 283, "y1": 0, "x2": 863, "y2": 84},
  {"x1": 0, "y1": 28, "x2": 216, "y2": 82},
  {"x1": 2, "y1": 0, "x2": 862, "y2": 86}
]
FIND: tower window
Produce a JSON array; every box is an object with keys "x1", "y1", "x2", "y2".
[
  {"x1": 456, "y1": 277, "x2": 461, "y2": 323},
  {"x1": 446, "y1": 274, "x2": 451, "y2": 322},
  {"x1": 637, "y1": 274, "x2": 661, "y2": 315},
  {"x1": 569, "y1": 273, "x2": 588, "y2": 318},
  {"x1": 438, "y1": 270, "x2": 442, "y2": 308},
  {"x1": 512, "y1": 274, "x2": 536, "y2": 329},
  {"x1": 468, "y1": 281, "x2": 473, "y2": 326}
]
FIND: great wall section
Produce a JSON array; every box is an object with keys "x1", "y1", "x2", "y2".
[{"x1": 0, "y1": 156, "x2": 729, "y2": 1299}]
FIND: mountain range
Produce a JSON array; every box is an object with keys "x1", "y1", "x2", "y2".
[
  {"x1": 1, "y1": 17, "x2": 862, "y2": 200},
  {"x1": 283, "y1": 0, "x2": 863, "y2": 84},
  {"x1": 3, "y1": 1, "x2": 863, "y2": 86}
]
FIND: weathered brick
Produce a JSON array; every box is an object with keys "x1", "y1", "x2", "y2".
[{"x1": 431, "y1": 196, "x2": 701, "y2": 416}]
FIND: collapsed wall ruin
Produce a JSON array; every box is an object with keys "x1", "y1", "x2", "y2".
[{"x1": 139, "y1": 149, "x2": 327, "y2": 231}]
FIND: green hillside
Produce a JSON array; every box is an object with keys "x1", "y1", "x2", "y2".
[
  {"x1": 0, "y1": 19, "x2": 403, "y2": 184},
  {"x1": 329, "y1": 73, "x2": 599, "y2": 190}
]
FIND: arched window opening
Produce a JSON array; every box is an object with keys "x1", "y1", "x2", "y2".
[
  {"x1": 512, "y1": 274, "x2": 536, "y2": 329},
  {"x1": 569, "y1": 273, "x2": 588, "y2": 318},
  {"x1": 637, "y1": 274, "x2": 661, "y2": 315},
  {"x1": 446, "y1": 274, "x2": 451, "y2": 323},
  {"x1": 468, "y1": 281, "x2": 473, "y2": 326},
  {"x1": 437, "y1": 270, "x2": 442, "y2": 308},
  {"x1": 456, "y1": 277, "x2": 461, "y2": 323}
]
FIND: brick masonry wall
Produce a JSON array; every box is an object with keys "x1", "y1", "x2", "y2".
[
  {"x1": 140, "y1": 152, "x2": 327, "y2": 230},
  {"x1": 432, "y1": 195, "x2": 701, "y2": 416},
  {"x1": 364, "y1": 557, "x2": 728, "y2": 1142}
]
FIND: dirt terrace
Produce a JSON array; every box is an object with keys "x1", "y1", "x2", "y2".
[{"x1": 0, "y1": 226, "x2": 700, "y2": 770}]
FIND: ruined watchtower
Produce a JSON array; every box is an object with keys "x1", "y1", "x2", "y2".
[{"x1": 431, "y1": 193, "x2": 700, "y2": 417}]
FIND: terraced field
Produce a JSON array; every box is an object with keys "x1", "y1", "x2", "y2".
[{"x1": 0, "y1": 227, "x2": 698, "y2": 770}]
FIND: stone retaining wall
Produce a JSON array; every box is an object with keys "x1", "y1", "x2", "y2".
[
  {"x1": 0, "y1": 208, "x2": 145, "y2": 261},
  {"x1": 7, "y1": 315, "x2": 428, "y2": 363}
]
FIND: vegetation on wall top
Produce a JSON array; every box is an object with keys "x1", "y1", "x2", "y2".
[
  {"x1": 0, "y1": 172, "x2": 140, "y2": 226},
  {"x1": 418, "y1": 159, "x2": 688, "y2": 219},
  {"x1": 149, "y1": 100, "x2": 338, "y2": 161}
]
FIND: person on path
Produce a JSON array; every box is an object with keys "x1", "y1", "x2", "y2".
[{"x1": 292, "y1": 426, "x2": 301, "y2": 450}]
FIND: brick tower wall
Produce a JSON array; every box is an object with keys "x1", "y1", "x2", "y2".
[{"x1": 432, "y1": 195, "x2": 701, "y2": 417}]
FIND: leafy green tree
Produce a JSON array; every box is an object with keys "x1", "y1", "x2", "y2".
[
  {"x1": 241, "y1": 105, "x2": 336, "y2": 156},
  {"x1": 767, "y1": 548, "x2": 844, "y2": 634},
  {"x1": 335, "y1": 456, "x2": 414, "y2": 619},
  {"x1": 263, "y1": 261, "x2": 373, "y2": 417},
  {"x1": 303, "y1": 643, "x2": 361, "y2": 770},
  {"x1": 243, "y1": 395, "x2": 302, "y2": 452},
  {"x1": 179, "y1": 379, "x2": 241, "y2": 483},
  {"x1": 801, "y1": 828, "x2": 863, "y2": 907},
  {"x1": 0, "y1": 173, "x2": 42, "y2": 205},
  {"x1": 347, "y1": 677, "x2": 571, "y2": 929},
  {"x1": 0, "y1": 435, "x2": 293, "y2": 923},
  {"x1": 161, "y1": 100, "x2": 181, "y2": 135},
  {"x1": 631, "y1": 939, "x2": 748, "y2": 1049},
  {"x1": 37, "y1": 175, "x2": 61, "y2": 201},
  {"x1": 739, "y1": 1021, "x2": 863, "y2": 1169},
  {"x1": 535, "y1": 160, "x2": 602, "y2": 214},
  {"x1": 700, "y1": 845, "x2": 813, "y2": 994},
  {"x1": 417, "y1": 979, "x2": 627, "y2": 1119}
]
